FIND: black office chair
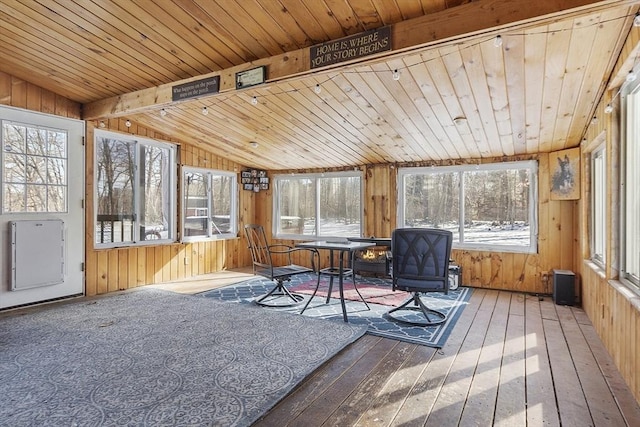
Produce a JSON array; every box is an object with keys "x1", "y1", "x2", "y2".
[
  {"x1": 386, "y1": 228, "x2": 453, "y2": 326},
  {"x1": 244, "y1": 224, "x2": 320, "y2": 307}
]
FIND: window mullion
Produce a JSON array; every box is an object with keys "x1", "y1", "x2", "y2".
[
  {"x1": 207, "y1": 173, "x2": 213, "y2": 238},
  {"x1": 459, "y1": 170, "x2": 465, "y2": 243},
  {"x1": 315, "y1": 177, "x2": 320, "y2": 236}
]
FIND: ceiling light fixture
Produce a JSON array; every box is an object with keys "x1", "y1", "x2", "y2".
[
  {"x1": 314, "y1": 84, "x2": 322, "y2": 94},
  {"x1": 98, "y1": 121, "x2": 105, "y2": 128},
  {"x1": 392, "y1": 69, "x2": 400, "y2": 81},
  {"x1": 160, "y1": 108, "x2": 167, "y2": 117},
  {"x1": 251, "y1": 96, "x2": 258, "y2": 105},
  {"x1": 249, "y1": 141, "x2": 259, "y2": 148},
  {"x1": 201, "y1": 106, "x2": 209, "y2": 115},
  {"x1": 634, "y1": 12, "x2": 640, "y2": 27},
  {"x1": 453, "y1": 116, "x2": 467, "y2": 125},
  {"x1": 125, "y1": 119, "x2": 131, "y2": 127},
  {"x1": 604, "y1": 104, "x2": 614, "y2": 114},
  {"x1": 626, "y1": 70, "x2": 637, "y2": 82},
  {"x1": 494, "y1": 35, "x2": 503, "y2": 48}
]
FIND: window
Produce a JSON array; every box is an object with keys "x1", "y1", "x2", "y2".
[
  {"x1": 182, "y1": 167, "x2": 237, "y2": 241},
  {"x1": 94, "y1": 130, "x2": 176, "y2": 247},
  {"x1": 2, "y1": 121, "x2": 67, "y2": 213},
  {"x1": 591, "y1": 147, "x2": 606, "y2": 267},
  {"x1": 274, "y1": 171, "x2": 362, "y2": 238},
  {"x1": 621, "y1": 77, "x2": 640, "y2": 285},
  {"x1": 398, "y1": 161, "x2": 538, "y2": 252}
]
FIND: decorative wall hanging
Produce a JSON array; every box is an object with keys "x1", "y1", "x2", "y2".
[
  {"x1": 550, "y1": 147, "x2": 580, "y2": 200},
  {"x1": 241, "y1": 169, "x2": 269, "y2": 192}
]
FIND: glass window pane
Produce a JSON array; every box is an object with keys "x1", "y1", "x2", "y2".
[
  {"x1": 3, "y1": 183, "x2": 25, "y2": 211},
  {"x1": 26, "y1": 184, "x2": 47, "y2": 212},
  {"x1": 211, "y1": 174, "x2": 232, "y2": 234},
  {"x1": 278, "y1": 178, "x2": 315, "y2": 235},
  {"x1": 26, "y1": 155, "x2": 46, "y2": 184},
  {"x1": 592, "y1": 150, "x2": 606, "y2": 264},
  {"x1": 141, "y1": 145, "x2": 171, "y2": 241},
  {"x1": 625, "y1": 89, "x2": 640, "y2": 283},
  {"x1": 26, "y1": 128, "x2": 47, "y2": 155},
  {"x1": 399, "y1": 162, "x2": 535, "y2": 251},
  {"x1": 3, "y1": 153, "x2": 25, "y2": 183},
  {"x1": 95, "y1": 137, "x2": 135, "y2": 244},
  {"x1": 318, "y1": 176, "x2": 361, "y2": 237},
  {"x1": 48, "y1": 130, "x2": 67, "y2": 158},
  {"x1": 3, "y1": 123, "x2": 26, "y2": 153},
  {"x1": 184, "y1": 171, "x2": 208, "y2": 237},
  {"x1": 463, "y1": 169, "x2": 530, "y2": 246},
  {"x1": 403, "y1": 172, "x2": 460, "y2": 241},
  {"x1": 47, "y1": 186, "x2": 66, "y2": 212},
  {"x1": 47, "y1": 157, "x2": 66, "y2": 185}
]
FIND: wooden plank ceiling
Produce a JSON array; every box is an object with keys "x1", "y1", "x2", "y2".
[{"x1": 1, "y1": 0, "x2": 638, "y2": 170}]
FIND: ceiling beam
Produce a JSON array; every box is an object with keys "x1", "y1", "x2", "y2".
[{"x1": 83, "y1": 0, "x2": 637, "y2": 120}]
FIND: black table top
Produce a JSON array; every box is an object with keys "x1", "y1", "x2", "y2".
[
  {"x1": 296, "y1": 240, "x2": 376, "y2": 251},
  {"x1": 347, "y1": 237, "x2": 391, "y2": 246}
]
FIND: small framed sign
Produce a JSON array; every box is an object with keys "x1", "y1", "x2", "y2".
[{"x1": 236, "y1": 66, "x2": 266, "y2": 89}]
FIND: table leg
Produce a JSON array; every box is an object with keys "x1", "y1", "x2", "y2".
[{"x1": 339, "y1": 250, "x2": 348, "y2": 322}]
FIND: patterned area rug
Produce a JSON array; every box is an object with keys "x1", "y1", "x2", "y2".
[
  {"x1": 201, "y1": 274, "x2": 472, "y2": 348},
  {"x1": 289, "y1": 277, "x2": 412, "y2": 306},
  {"x1": 0, "y1": 288, "x2": 366, "y2": 427}
]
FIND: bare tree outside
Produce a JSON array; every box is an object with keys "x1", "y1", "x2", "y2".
[
  {"x1": 2, "y1": 123, "x2": 67, "y2": 213},
  {"x1": 277, "y1": 174, "x2": 361, "y2": 237},
  {"x1": 401, "y1": 164, "x2": 533, "y2": 247},
  {"x1": 95, "y1": 135, "x2": 175, "y2": 245}
]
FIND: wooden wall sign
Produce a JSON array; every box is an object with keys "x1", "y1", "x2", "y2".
[
  {"x1": 310, "y1": 26, "x2": 391, "y2": 69},
  {"x1": 236, "y1": 66, "x2": 266, "y2": 89},
  {"x1": 172, "y1": 76, "x2": 220, "y2": 101}
]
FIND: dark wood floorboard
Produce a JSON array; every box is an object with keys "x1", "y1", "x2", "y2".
[{"x1": 253, "y1": 290, "x2": 640, "y2": 427}]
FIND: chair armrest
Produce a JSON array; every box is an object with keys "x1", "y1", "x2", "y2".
[
  {"x1": 268, "y1": 245, "x2": 320, "y2": 273},
  {"x1": 267, "y1": 244, "x2": 295, "y2": 253}
]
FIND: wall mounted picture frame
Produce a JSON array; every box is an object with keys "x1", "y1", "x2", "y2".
[
  {"x1": 550, "y1": 147, "x2": 580, "y2": 200},
  {"x1": 242, "y1": 169, "x2": 269, "y2": 192}
]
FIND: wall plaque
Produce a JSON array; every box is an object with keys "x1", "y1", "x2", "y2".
[
  {"x1": 172, "y1": 76, "x2": 220, "y2": 101},
  {"x1": 236, "y1": 66, "x2": 266, "y2": 89},
  {"x1": 310, "y1": 26, "x2": 391, "y2": 69}
]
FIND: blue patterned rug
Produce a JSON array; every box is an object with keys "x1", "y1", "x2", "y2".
[
  {"x1": 200, "y1": 274, "x2": 472, "y2": 348},
  {"x1": 0, "y1": 288, "x2": 366, "y2": 426}
]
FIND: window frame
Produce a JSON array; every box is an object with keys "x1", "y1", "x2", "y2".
[
  {"x1": 397, "y1": 160, "x2": 538, "y2": 253},
  {"x1": 272, "y1": 170, "x2": 364, "y2": 240},
  {"x1": 590, "y1": 146, "x2": 606, "y2": 268},
  {"x1": 94, "y1": 129, "x2": 177, "y2": 248},
  {"x1": 620, "y1": 75, "x2": 640, "y2": 287},
  {"x1": 181, "y1": 166, "x2": 238, "y2": 242}
]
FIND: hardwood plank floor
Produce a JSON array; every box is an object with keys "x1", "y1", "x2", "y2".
[{"x1": 253, "y1": 289, "x2": 640, "y2": 426}]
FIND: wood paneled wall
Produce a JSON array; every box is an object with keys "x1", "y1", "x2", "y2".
[
  {"x1": 578, "y1": 26, "x2": 640, "y2": 404},
  {"x1": 263, "y1": 157, "x2": 576, "y2": 295},
  {"x1": 0, "y1": 71, "x2": 81, "y2": 118}
]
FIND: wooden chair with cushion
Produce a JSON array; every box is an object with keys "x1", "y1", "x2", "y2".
[
  {"x1": 386, "y1": 227, "x2": 453, "y2": 326},
  {"x1": 244, "y1": 224, "x2": 320, "y2": 307}
]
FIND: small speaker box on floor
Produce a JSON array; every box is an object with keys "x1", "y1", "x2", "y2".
[{"x1": 552, "y1": 269, "x2": 575, "y2": 306}]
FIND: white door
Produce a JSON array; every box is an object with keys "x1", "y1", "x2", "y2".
[{"x1": 0, "y1": 105, "x2": 84, "y2": 309}]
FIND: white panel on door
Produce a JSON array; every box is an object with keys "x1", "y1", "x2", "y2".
[{"x1": 11, "y1": 220, "x2": 65, "y2": 291}]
